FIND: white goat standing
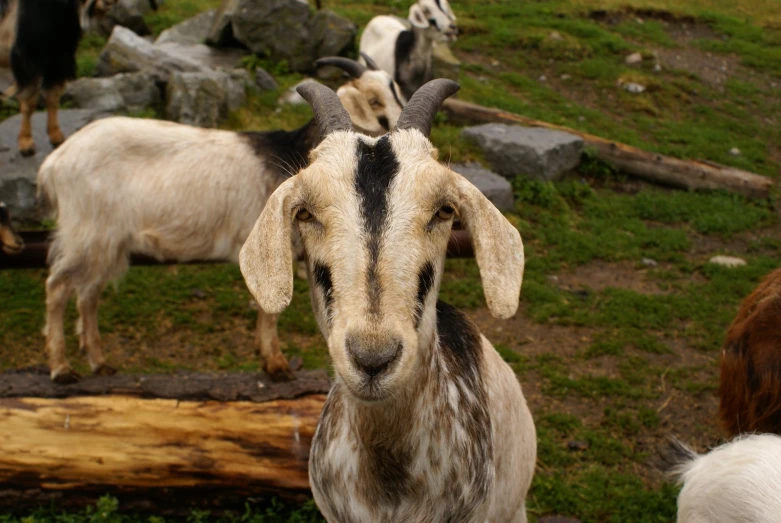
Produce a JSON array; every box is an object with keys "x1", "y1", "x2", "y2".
[
  {"x1": 37, "y1": 58, "x2": 406, "y2": 384},
  {"x1": 667, "y1": 434, "x2": 781, "y2": 523},
  {"x1": 359, "y1": 0, "x2": 458, "y2": 100},
  {"x1": 239, "y1": 80, "x2": 536, "y2": 522}
]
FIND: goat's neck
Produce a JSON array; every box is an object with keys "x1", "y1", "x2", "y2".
[{"x1": 411, "y1": 26, "x2": 435, "y2": 57}]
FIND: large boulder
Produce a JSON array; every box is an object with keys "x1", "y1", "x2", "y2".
[
  {"x1": 451, "y1": 163, "x2": 515, "y2": 212},
  {"x1": 208, "y1": 0, "x2": 355, "y2": 72},
  {"x1": 462, "y1": 124, "x2": 584, "y2": 182},
  {"x1": 64, "y1": 72, "x2": 161, "y2": 112},
  {"x1": 0, "y1": 110, "x2": 109, "y2": 223},
  {"x1": 97, "y1": 26, "x2": 246, "y2": 81},
  {"x1": 165, "y1": 69, "x2": 254, "y2": 128},
  {"x1": 156, "y1": 9, "x2": 217, "y2": 45}
]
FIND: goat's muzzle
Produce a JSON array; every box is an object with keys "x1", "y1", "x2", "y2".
[{"x1": 344, "y1": 333, "x2": 403, "y2": 401}]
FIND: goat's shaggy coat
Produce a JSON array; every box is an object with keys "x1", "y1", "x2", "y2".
[
  {"x1": 240, "y1": 81, "x2": 535, "y2": 523},
  {"x1": 37, "y1": 67, "x2": 406, "y2": 383},
  {"x1": 719, "y1": 268, "x2": 781, "y2": 437},
  {"x1": 667, "y1": 435, "x2": 781, "y2": 523}
]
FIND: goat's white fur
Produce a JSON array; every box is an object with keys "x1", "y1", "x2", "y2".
[
  {"x1": 37, "y1": 70, "x2": 405, "y2": 383},
  {"x1": 240, "y1": 128, "x2": 535, "y2": 522},
  {"x1": 359, "y1": 0, "x2": 457, "y2": 99},
  {"x1": 670, "y1": 434, "x2": 781, "y2": 523}
]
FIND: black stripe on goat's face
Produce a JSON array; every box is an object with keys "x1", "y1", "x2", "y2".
[{"x1": 295, "y1": 131, "x2": 456, "y2": 402}]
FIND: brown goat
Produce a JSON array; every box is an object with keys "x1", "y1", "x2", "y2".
[
  {"x1": 0, "y1": 202, "x2": 24, "y2": 255},
  {"x1": 719, "y1": 268, "x2": 781, "y2": 437}
]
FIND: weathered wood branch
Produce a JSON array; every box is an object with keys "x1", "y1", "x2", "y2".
[
  {"x1": 442, "y1": 98, "x2": 774, "y2": 199},
  {"x1": 0, "y1": 371, "x2": 330, "y2": 513}
]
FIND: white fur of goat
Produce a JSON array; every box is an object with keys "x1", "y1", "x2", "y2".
[
  {"x1": 359, "y1": 0, "x2": 457, "y2": 100},
  {"x1": 37, "y1": 67, "x2": 405, "y2": 384},
  {"x1": 239, "y1": 80, "x2": 535, "y2": 522},
  {"x1": 669, "y1": 434, "x2": 781, "y2": 523}
]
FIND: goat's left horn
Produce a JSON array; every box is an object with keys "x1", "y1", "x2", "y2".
[
  {"x1": 297, "y1": 82, "x2": 353, "y2": 137},
  {"x1": 359, "y1": 52, "x2": 381, "y2": 71},
  {"x1": 395, "y1": 79, "x2": 460, "y2": 138},
  {"x1": 313, "y1": 57, "x2": 366, "y2": 79}
]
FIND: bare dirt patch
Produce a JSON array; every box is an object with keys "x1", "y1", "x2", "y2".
[{"x1": 555, "y1": 261, "x2": 668, "y2": 295}]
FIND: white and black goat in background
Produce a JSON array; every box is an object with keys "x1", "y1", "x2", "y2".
[
  {"x1": 666, "y1": 434, "x2": 781, "y2": 523},
  {"x1": 0, "y1": 0, "x2": 153, "y2": 156},
  {"x1": 359, "y1": 0, "x2": 458, "y2": 100},
  {"x1": 0, "y1": 202, "x2": 23, "y2": 255},
  {"x1": 239, "y1": 80, "x2": 536, "y2": 522},
  {"x1": 37, "y1": 58, "x2": 406, "y2": 384}
]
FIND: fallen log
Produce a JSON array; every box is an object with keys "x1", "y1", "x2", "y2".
[
  {"x1": 0, "y1": 369, "x2": 330, "y2": 513},
  {"x1": 442, "y1": 98, "x2": 774, "y2": 199}
]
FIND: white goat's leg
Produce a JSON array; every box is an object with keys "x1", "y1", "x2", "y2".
[
  {"x1": 44, "y1": 83, "x2": 65, "y2": 148},
  {"x1": 255, "y1": 306, "x2": 293, "y2": 381},
  {"x1": 508, "y1": 504, "x2": 528, "y2": 523},
  {"x1": 76, "y1": 285, "x2": 115, "y2": 376},
  {"x1": 45, "y1": 273, "x2": 77, "y2": 383}
]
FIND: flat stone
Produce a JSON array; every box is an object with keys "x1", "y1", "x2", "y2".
[
  {"x1": 709, "y1": 255, "x2": 746, "y2": 268},
  {"x1": 462, "y1": 123, "x2": 584, "y2": 182},
  {"x1": 156, "y1": 9, "x2": 217, "y2": 45},
  {"x1": 451, "y1": 163, "x2": 514, "y2": 212},
  {"x1": 0, "y1": 110, "x2": 109, "y2": 223},
  {"x1": 279, "y1": 79, "x2": 320, "y2": 106},
  {"x1": 625, "y1": 52, "x2": 643, "y2": 65},
  {"x1": 64, "y1": 72, "x2": 161, "y2": 112},
  {"x1": 165, "y1": 69, "x2": 252, "y2": 128}
]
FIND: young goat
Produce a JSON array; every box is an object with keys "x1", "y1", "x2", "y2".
[
  {"x1": 719, "y1": 268, "x2": 781, "y2": 437},
  {"x1": 0, "y1": 202, "x2": 24, "y2": 255},
  {"x1": 239, "y1": 80, "x2": 536, "y2": 522},
  {"x1": 359, "y1": 0, "x2": 458, "y2": 100},
  {"x1": 37, "y1": 59, "x2": 406, "y2": 384},
  {"x1": 666, "y1": 434, "x2": 781, "y2": 523}
]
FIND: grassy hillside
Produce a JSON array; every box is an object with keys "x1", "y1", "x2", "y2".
[{"x1": 3, "y1": 0, "x2": 781, "y2": 521}]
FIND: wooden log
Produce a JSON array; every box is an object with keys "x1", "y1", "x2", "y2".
[
  {"x1": 0, "y1": 370, "x2": 330, "y2": 513},
  {"x1": 442, "y1": 98, "x2": 774, "y2": 199}
]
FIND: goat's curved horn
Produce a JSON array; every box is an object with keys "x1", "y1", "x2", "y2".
[
  {"x1": 360, "y1": 52, "x2": 381, "y2": 71},
  {"x1": 297, "y1": 82, "x2": 353, "y2": 137},
  {"x1": 313, "y1": 57, "x2": 366, "y2": 79},
  {"x1": 395, "y1": 79, "x2": 460, "y2": 138}
]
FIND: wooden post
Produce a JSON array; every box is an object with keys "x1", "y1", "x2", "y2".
[{"x1": 442, "y1": 98, "x2": 774, "y2": 199}]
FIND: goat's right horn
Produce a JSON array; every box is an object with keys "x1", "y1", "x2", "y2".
[
  {"x1": 313, "y1": 57, "x2": 366, "y2": 79},
  {"x1": 395, "y1": 79, "x2": 460, "y2": 138},
  {"x1": 359, "y1": 52, "x2": 381, "y2": 71},
  {"x1": 297, "y1": 82, "x2": 353, "y2": 137}
]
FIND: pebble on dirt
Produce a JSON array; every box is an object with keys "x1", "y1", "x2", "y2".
[{"x1": 709, "y1": 255, "x2": 747, "y2": 268}]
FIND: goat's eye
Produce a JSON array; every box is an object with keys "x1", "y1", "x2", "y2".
[
  {"x1": 369, "y1": 98, "x2": 382, "y2": 107},
  {"x1": 435, "y1": 205, "x2": 455, "y2": 221},
  {"x1": 296, "y1": 209, "x2": 314, "y2": 222}
]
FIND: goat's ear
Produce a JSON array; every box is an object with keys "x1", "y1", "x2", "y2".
[
  {"x1": 455, "y1": 175, "x2": 524, "y2": 319},
  {"x1": 239, "y1": 178, "x2": 298, "y2": 314},
  {"x1": 409, "y1": 4, "x2": 430, "y2": 28}
]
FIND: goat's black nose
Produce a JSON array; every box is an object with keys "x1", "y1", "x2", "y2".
[
  {"x1": 450, "y1": 24, "x2": 458, "y2": 33},
  {"x1": 347, "y1": 336, "x2": 401, "y2": 379}
]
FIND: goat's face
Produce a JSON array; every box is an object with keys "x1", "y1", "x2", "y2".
[
  {"x1": 410, "y1": 0, "x2": 458, "y2": 43},
  {"x1": 240, "y1": 81, "x2": 524, "y2": 403},
  {"x1": 338, "y1": 70, "x2": 406, "y2": 137},
  {"x1": 0, "y1": 203, "x2": 24, "y2": 255},
  {"x1": 317, "y1": 57, "x2": 406, "y2": 137}
]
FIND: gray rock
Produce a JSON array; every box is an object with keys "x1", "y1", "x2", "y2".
[
  {"x1": 625, "y1": 52, "x2": 643, "y2": 65},
  {"x1": 451, "y1": 163, "x2": 514, "y2": 212},
  {"x1": 462, "y1": 124, "x2": 584, "y2": 182},
  {"x1": 156, "y1": 9, "x2": 217, "y2": 45},
  {"x1": 708, "y1": 255, "x2": 746, "y2": 268},
  {"x1": 254, "y1": 68, "x2": 279, "y2": 91},
  {"x1": 309, "y1": 9, "x2": 356, "y2": 59},
  {"x1": 64, "y1": 72, "x2": 161, "y2": 112},
  {"x1": 208, "y1": 0, "x2": 355, "y2": 72},
  {"x1": 97, "y1": 26, "x2": 246, "y2": 81},
  {"x1": 87, "y1": 0, "x2": 158, "y2": 37},
  {"x1": 0, "y1": 110, "x2": 109, "y2": 222},
  {"x1": 165, "y1": 69, "x2": 251, "y2": 127},
  {"x1": 231, "y1": 0, "x2": 312, "y2": 72},
  {"x1": 642, "y1": 257, "x2": 658, "y2": 267}
]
